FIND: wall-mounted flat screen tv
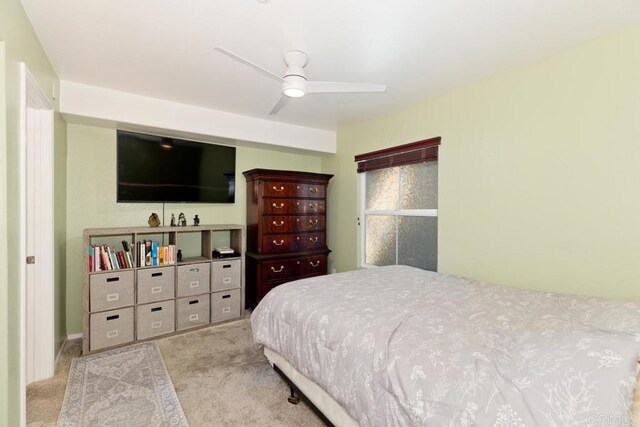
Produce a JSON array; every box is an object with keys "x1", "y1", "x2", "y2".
[{"x1": 117, "y1": 130, "x2": 236, "y2": 203}]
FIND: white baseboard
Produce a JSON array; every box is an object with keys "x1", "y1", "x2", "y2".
[{"x1": 67, "y1": 332, "x2": 83, "y2": 340}]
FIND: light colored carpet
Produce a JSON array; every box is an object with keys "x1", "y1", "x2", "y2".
[
  {"x1": 58, "y1": 342, "x2": 187, "y2": 426},
  {"x1": 27, "y1": 319, "x2": 324, "y2": 426}
]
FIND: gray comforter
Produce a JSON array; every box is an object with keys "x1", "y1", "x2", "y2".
[{"x1": 251, "y1": 266, "x2": 640, "y2": 426}]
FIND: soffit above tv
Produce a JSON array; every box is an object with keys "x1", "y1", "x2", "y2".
[{"x1": 59, "y1": 80, "x2": 336, "y2": 154}]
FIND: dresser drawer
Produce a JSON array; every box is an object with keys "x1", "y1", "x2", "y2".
[
  {"x1": 298, "y1": 254, "x2": 328, "y2": 277},
  {"x1": 211, "y1": 289, "x2": 241, "y2": 323},
  {"x1": 137, "y1": 300, "x2": 175, "y2": 340},
  {"x1": 176, "y1": 295, "x2": 210, "y2": 331},
  {"x1": 211, "y1": 259, "x2": 241, "y2": 291},
  {"x1": 262, "y1": 233, "x2": 326, "y2": 253},
  {"x1": 90, "y1": 270, "x2": 134, "y2": 312},
  {"x1": 261, "y1": 235, "x2": 297, "y2": 253},
  {"x1": 262, "y1": 215, "x2": 325, "y2": 234},
  {"x1": 137, "y1": 266, "x2": 175, "y2": 304},
  {"x1": 177, "y1": 263, "x2": 210, "y2": 297},
  {"x1": 90, "y1": 307, "x2": 134, "y2": 351},
  {"x1": 256, "y1": 279, "x2": 289, "y2": 302},
  {"x1": 263, "y1": 199, "x2": 326, "y2": 214},
  {"x1": 260, "y1": 259, "x2": 297, "y2": 282},
  {"x1": 293, "y1": 233, "x2": 326, "y2": 251},
  {"x1": 262, "y1": 182, "x2": 326, "y2": 198}
]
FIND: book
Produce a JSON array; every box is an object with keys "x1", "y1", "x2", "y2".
[
  {"x1": 117, "y1": 251, "x2": 127, "y2": 269},
  {"x1": 151, "y1": 241, "x2": 158, "y2": 266},
  {"x1": 100, "y1": 246, "x2": 111, "y2": 270},
  {"x1": 145, "y1": 241, "x2": 152, "y2": 266},
  {"x1": 88, "y1": 246, "x2": 94, "y2": 272}
]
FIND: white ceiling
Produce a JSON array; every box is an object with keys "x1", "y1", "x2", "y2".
[{"x1": 21, "y1": 0, "x2": 640, "y2": 131}]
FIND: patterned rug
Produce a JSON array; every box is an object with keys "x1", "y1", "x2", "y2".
[{"x1": 57, "y1": 341, "x2": 188, "y2": 426}]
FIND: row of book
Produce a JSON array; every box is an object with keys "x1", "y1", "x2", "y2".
[
  {"x1": 88, "y1": 240, "x2": 177, "y2": 272},
  {"x1": 137, "y1": 241, "x2": 177, "y2": 267},
  {"x1": 88, "y1": 241, "x2": 135, "y2": 272}
]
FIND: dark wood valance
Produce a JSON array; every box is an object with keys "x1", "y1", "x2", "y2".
[{"x1": 354, "y1": 136, "x2": 441, "y2": 173}]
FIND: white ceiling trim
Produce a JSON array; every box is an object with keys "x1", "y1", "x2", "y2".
[{"x1": 59, "y1": 80, "x2": 336, "y2": 154}]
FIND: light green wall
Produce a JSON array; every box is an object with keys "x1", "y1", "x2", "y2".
[
  {"x1": 65, "y1": 123, "x2": 322, "y2": 333},
  {"x1": 323, "y1": 22, "x2": 640, "y2": 301},
  {"x1": 0, "y1": 0, "x2": 67, "y2": 423}
]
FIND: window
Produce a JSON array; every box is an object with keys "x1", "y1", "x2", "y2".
[{"x1": 355, "y1": 137, "x2": 440, "y2": 271}]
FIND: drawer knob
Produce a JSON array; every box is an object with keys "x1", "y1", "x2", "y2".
[
  {"x1": 272, "y1": 239, "x2": 285, "y2": 246},
  {"x1": 309, "y1": 219, "x2": 318, "y2": 225},
  {"x1": 189, "y1": 268, "x2": 199, "y2": 272},
  {"x1": 309, "y1": 237, "x2": 319, "y2": 243},
  {"x1": 310, "y1": 261, "x2": 321, "y2": 268},
  {"x1": 106, "y1": 315, "x2": 120, "y2": 321},
  {"x1": 272, "y1": 220, "x2": 285, "y2": 227},
  {"x1": 271, "y1": 265, "x2": 285, "y2": 273},
  {"x1": 272, "y1": 202, "x2": 285, "y2": 209},
  {"x1": 309, "y1": 203, "x2": 318, "y2": 209},
  {"x1": 272, "y1": 185, "x2": 285, "y2": 192},
  {"x1": 106, "y1": 277, "x2": 120, "y2": 283},
  {"x1": 151, "y1": 272, "x2": 163, "y2": 277},
  {"x1": 309, "y1": 187, "x2": 319, "y2": 193}
]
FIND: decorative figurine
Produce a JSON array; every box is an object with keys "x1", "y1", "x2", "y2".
[
  {"x1": 177, "y1": 249, "x2": 183, "y2": 262},
  {"x1": 178, "y1": 212, "x2": 187, "y2": 226},
  {"x1": 170, "y1": 213, "x2": 176, "y2": 227},
  {"x1": 193, "y1": 214, "x2": 200, "y2": 226},
  {"x1": 147, "y1": 213, "x2": 161, "y2": 227}
]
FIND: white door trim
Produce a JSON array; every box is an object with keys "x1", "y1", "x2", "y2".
[{"x1": 19, "y1": 63, "x2": 55, "y2": 426}]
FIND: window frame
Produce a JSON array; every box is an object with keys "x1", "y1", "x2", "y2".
[{"x1": 355, "y1": 137, "x2": 441, "y2": 269}]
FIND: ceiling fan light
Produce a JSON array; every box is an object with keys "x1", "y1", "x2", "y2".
[{"x1": 283, "y1": 87, "x2": 305, "y2": 98}]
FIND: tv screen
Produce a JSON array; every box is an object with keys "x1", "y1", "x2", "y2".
[{"x1": 117, "y1": 131, "x2": 236, "y2": 203}]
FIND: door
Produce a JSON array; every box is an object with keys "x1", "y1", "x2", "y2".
[{"x1": 20, "y1": 63, "x2": 55, "y2": 423}]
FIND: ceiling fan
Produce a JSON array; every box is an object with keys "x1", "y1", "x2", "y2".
[{"x1": 214, "y1": 47, "x2": 386, "y2": 115}]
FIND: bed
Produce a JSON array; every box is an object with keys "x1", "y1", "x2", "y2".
[{"x1": 251, "y1": 265, "x2": 640, "y2": 426}]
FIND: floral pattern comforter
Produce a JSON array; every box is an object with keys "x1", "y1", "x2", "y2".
[{"x1": 251, "y1": 265, "x2": 640, "y2": 426}]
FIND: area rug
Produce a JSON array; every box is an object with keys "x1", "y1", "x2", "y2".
[{"x1": 57, "y1": 341, "x2": 188, "y2": 426}]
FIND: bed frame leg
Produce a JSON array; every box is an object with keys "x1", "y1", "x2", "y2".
[{"x1": 287, "y1": 385, "x2": 301, "y2": 405}]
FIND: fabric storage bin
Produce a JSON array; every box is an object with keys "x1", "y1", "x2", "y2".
[
  {"x1": 177, "y1": 263, "x2": 210, "y2": 297},
  {"x1": 176, "y1": 295, "x2": 210, "y2": 331},
  {"x1": 211, "y1": 259, "x2": 241, "y2": 291},
  {"x1": 90, "y1": 307, "x2": 134, "y2": 351},
  {"x1": 90, "y1": 270, "x2": 134, "y2": 312},
  {"x1": 211, "y1": 289, "x2": 240, "y2": 323},
  {"x1": 136, "y1": 300, "x2": 175, "y2": 340},
  {"x1": 137, "y1": 266, "x2": 175, "y2": 304}
]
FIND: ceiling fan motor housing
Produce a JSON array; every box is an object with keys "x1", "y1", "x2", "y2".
[{"x1": 282, "y1": 50, "x2": 309, "y2": 97}]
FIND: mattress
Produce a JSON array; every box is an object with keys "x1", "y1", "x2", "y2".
[{"x1": 252, "y1": 266, "x2": 640, "y2": 426}]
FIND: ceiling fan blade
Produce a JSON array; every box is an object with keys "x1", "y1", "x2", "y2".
[
  {"x1": 306, "y1": 81, "x2": 386, "y2": 94},
  {"x1": 269, "y1": 96, "x2": 290, "y2": 115},
  {"x1": 214, "y1": 47, "x2": 284, "y2": 83}
]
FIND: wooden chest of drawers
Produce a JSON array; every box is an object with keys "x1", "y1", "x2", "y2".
[{"x1": 244, "y1": 169, "x2": 333, "y2": 307}]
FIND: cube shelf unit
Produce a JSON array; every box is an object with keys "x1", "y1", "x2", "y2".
[{"x1": 82, "y1": 224, "x2": 245, "y2": 355}]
